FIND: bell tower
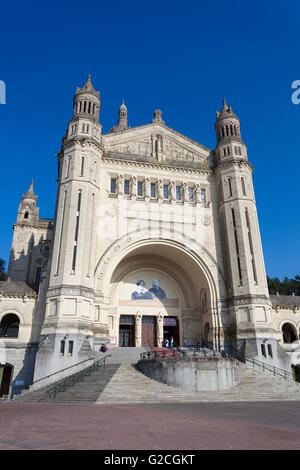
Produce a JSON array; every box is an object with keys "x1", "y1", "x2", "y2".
[
  {"x1": 214, "y1": 99, "x2": 275, "y2": 358},
  {"x1": 34, "y1": 76, "x2": 106, "y2": 381},
  {"x1": 16, "y1": 180, "x2": 39, "y2": 226}
]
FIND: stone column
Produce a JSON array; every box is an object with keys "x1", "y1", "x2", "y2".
[
  {"x1": 135, "y1": 313, "x2": 142, "y2": 347},
  {"x1": 157, "y1": 312, "x2": 164, "y2": 347}
]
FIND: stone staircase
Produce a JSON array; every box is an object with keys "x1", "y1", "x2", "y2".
[
  {"x1": 100, "y1": 347, "x2": 147, "y2": 364},
  {"x1": 12, "y1": 359, "x2": 300, "y2": 404}
]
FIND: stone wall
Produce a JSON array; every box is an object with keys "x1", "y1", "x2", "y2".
[{"x1": 137, "y1": 357, "x2": 239, "y2": 391}]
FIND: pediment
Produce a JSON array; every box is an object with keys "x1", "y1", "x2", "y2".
[{"x1": 102, "y1": 123, "x2": 212, "y2": 169}]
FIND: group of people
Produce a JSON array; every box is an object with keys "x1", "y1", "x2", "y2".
[{"x1": 163, "y1": 337, "x2": 174, "y2": 349}]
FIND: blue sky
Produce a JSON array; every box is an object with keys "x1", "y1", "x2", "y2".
[{"x1": 0, "y1": 0, "x2": 299, "y2": 279}]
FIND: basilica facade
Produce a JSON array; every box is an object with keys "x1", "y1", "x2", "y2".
[{"x1": 1, "y1": 76, "x2": 299, "y2": 396}]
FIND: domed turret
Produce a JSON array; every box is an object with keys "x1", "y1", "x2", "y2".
[
  {"x1": 214, "y1": 99, "x2": 247, "y2": 163},
  {"x1": 72, "y1": 75, "x2": 101, "y2": 121},
  {"x1": 215, "y1": 99, "x2": 241, "y2": 144},
  {"x1": 64, "y1": 75, "x2": 102, "y2": 144},
  {"x1": 109, "y1": 100, "x2": 129, "y2": 133},
  {"x1": 118, "y1": 100, "x2": 128, "y2": 129}
]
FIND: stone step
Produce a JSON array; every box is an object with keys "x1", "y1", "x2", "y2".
[
  {"x1": 100, "y1": 347, "x2": 147, "y2": 364},
  {"x1": 12, "y1": 359, "x2": 300, "y2": 404}
]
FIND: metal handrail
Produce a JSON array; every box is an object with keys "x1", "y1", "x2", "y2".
[
  {"x1": 33, "y1": 356, "x2": 95, "y2": 385},
  {"x1": 226, "y1": 345, "x2": 297, "y2": 383},
  {"x1": 140, "y1": 349, "x2": 179, "y2": 360},
  {"x1": 140, "y1": 347, "x2": 222, "y2": 361},
  {"x1": 244, "y1": 356, "x2": 295, "y2": 381},
  {"x1": 46, "y1": 355, "x2": 111, "y2": 399}
]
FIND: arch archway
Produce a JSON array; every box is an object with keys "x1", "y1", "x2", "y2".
[
  {"x1": 282, "y1": 323, "x2": 297, "y2": 344},
  {"x1": 0, "y1": 314, "x2": 20, "y2": 338},
  {"x1": 94, "y1": 235, "x2": 227, "y2": 350}
]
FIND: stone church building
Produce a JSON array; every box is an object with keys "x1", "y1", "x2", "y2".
[{"x1": 1, "y1": 76, "x2": 299, "y2": 396}]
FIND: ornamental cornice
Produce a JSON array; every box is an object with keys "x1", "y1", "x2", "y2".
[
  {"x1": 13, "y1": 223, "x2": 54, "y2": 232},
  {"x1": 62, "y1": 137, "x2": 104, "y2": 153},
  {"x1": 0, "y1": 293, "x2": 37, "y2": 299},
  {"x1": 214, "y1": 159, "x2": 253, "y2": 173},
  {"x1": 102, "y1": 157, "x2": 212, "y2": 176},
  {"x1": 228, "y1": 295, "x2": 271, "y2": 307}
]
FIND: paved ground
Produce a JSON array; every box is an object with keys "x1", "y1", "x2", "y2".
[{"x1": 1, "y1": 401, "x2": 300, "y2": 450}]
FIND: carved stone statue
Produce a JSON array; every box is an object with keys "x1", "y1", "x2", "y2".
[
  {"x1": 157, "y1": 312, "x2": 164, "y2": 347},
  {"x1": 158, "y1": 179, "x2": 163, "y2": 198},
  {"x1": 135, "y1": 313, "x2": 142, "y2": 347},
  {"x1": 195, "y1": 184, "x2": 201, "y2": 203},
  {"x1": 117, "y1": 175, "x2": 124, "y2": 195},
  {"x1": 145, "y1": 178, "x2": 150, "y2": 198},
  {"x1": 170, "y1": 181, "x2": 176, "y2": 200},
  {"x1": 131, "y1": 176, "x2": 137, "y2": 197},
  {"x1": 183, "y1": 183, "x2": 189, "y2": 202},
  {"x1": 155, "y1": 135, "x2": 163, "y2": 160}
]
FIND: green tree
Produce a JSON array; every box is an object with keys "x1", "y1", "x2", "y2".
[
  {"x1": 267, "y1": 275, "x2": 300, "y2": 295},
  {"x1": 0, "y1": 259, "x2": 7, "y2": 281}
]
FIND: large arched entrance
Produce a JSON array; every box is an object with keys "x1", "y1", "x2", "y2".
[
  {"x1": 94, "y1": 235, "x2": 226, "y2": 350},
  {"x1": 282, "y1": 323, "x2": 297, "y2": 344}
]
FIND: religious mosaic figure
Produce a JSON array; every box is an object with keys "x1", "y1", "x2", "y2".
[
  {"x1": 131, "y1": 280, "x2": 153, "y2": 300},
  {"x1": 149, "y1": 279, "x2": 167, "y2": 299}
]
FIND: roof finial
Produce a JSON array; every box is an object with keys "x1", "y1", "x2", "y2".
[{"x1": 23, "y1": 179, "x2": 37, "y2": 201}]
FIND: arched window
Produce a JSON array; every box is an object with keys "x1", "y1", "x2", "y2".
[
  {"x1": 241, "y1": 177, "x2": 246, "y2": 196},
  {"x1": 228, "y1": 178, "x2": 233, "y2": 197},
  {"x1": 80, "y1": 157, "x2": 85, "y2": 176},
  {"x1": 24, "y1": 212, "x2": 29, "y2": 219},
  {"x1": 0, "y1": 314, "x2": 20, "y2": 338},
  {"x1": 93, "y1": 161, "x2": 97, "y2": 181},
  {"x1": 282, "y1": 323, "x2": 297, "y2": 344}
]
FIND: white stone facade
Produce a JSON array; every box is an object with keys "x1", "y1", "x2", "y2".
[{"x1": 1, "y1": 77, "x2": 300, "y2": 396}]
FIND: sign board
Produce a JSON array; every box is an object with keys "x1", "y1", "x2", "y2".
[
  {"x1": 183, "y1": 338, "x2": 195, "y2": 346},
  {"x1": 163, "y1": 317, "x2": 177, "y2": 326},
  {"x1": 15, "y1": 380, "x2": 24, "y2": 386}
]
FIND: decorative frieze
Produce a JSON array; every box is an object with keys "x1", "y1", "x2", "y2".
[
  {"x1": 228, "y1": 295, "x2": 271, "y2": 308},
  {"x1": 47, "y1": 286, "x2": 94, "y2": 300}
]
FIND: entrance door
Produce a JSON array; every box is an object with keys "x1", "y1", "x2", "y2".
[
  {"x1": 119, "y1": 315, "x2": 135, "y2": 347},
  {"x1": 119, "y1": 328, "x2": 132, "y2": 347},
  {"x1": 163, "y1": 317, "x2": 179, "y2": 346},
  {"x1": 0, "y1": 364, "x2": 12, "y2": 397},
  {"x1": 142, "y1": 316, "x2": 156, "y2": 348}
]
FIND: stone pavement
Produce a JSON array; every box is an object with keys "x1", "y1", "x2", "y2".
[{"x1": 1, "y1": 401, "x2": 300, "y2": 450}]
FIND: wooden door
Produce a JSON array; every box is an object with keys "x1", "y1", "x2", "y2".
[{"x1": 142, "y1": 316, "x2": 156, "y2": 348}]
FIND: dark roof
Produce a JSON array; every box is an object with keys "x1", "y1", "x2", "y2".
[
  {"x1": 0, "y1": 281, "x2": 37, "y2": 298},
  {"x1": 270, "y1": 294, "x2": 300, "y2": 309}
]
